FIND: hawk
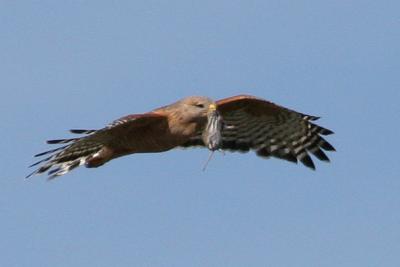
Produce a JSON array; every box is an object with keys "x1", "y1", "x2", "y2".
[{"x1": 27, "y1": 95, "x2": 335, "y2": 179}]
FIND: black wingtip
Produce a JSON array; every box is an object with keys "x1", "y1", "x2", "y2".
[
  {"x1": 300, "y1": 154, "x2": 316, "y2": 170},
  {"x1": 34, "y1": 151, "x2": 51, "y2": 157},
  {"x1": 34, "y1": 145, "x2": 68, "y2": 157},
  {"x1": 47, "y1": 139, "x2": 63, "y2": 144},
  {"x1": 46, "y1": 138, "x2": 78, "y2": 144},
  {"x1": 320, "y1": 140, "x2": 336, "y2": 151},
  {"x1": 320, "y1": 128, "x2": 334, "y2": 135},
  {"x1": 70, "y1": 129, "x2": 88, "y2": 134},
  {"x1": 311, "y1": 148, "x2": 330, "y2": 162},
  {"x1": 70, "y1": 129, "x2": 96, "y2": 134},
  {"x1": 25, "y1": 171, "x2": 36, "y2": 179},
  {"x1": 29, "y1": 156, "x2": 52, "y2": 168},
  {"x1": 310, "y1": 116, "x2": 320, "y2": 121}
]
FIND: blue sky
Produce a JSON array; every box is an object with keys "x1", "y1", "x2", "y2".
[{"x1": 1, "y1": 1, "x2": 399, "y2": 266}]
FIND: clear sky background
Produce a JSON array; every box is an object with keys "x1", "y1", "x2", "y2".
[{"x1": 1, "y1": 1, "x2": 399, "y2": 266}]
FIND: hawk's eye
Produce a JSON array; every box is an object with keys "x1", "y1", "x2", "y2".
[{"x1": 195, "y1": 103, "x2": 205, "y2": 108}]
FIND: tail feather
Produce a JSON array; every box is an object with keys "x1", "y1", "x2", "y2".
[{"x1": 27, "y1": 133, "x2": 104, "y2": 179}]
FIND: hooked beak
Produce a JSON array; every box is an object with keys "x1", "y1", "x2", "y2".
[{"x1": 208, "y1": 103, "x2": 217, "y2": 112}]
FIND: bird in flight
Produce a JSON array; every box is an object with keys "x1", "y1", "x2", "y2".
[{"x1": 27, "y1": 95, "x2": 335, "y2": 179}]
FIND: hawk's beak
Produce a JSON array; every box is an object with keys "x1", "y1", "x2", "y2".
[{"x1": 208, "y1": 103, "x2": 217, "y2": 112}]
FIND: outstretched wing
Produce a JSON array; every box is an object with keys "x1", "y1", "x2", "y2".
[
  {"x1": 27, "y1": 113, "x2": 168, "y2": 179},
  {"x1": 182, "y1": 95, "x2": 335, "y2": 169}
]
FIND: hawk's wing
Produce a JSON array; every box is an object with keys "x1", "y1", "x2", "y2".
[
  {"x1": 182, "y1": 95, "x2": 335, "y2": 169},
  {"x1": 27, "y1": 113, "x2": 169, "y2": 179}
]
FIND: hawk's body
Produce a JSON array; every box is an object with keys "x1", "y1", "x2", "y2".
[{"x1": 28, "y1": 95, "x2": 335, "y2": 179}]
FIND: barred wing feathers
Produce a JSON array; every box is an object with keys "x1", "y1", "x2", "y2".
[
  {"x1": 27, "y1": 113, "x2": 168, "y2": 179},
  {"x1": 218, "y1": 95, "x2": 335, "y2": 169},
  {"x1": 181, "y1": 95, "x2": 335, "y2": 169}
]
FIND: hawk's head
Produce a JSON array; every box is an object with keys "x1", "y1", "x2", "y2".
[
  {"x1": 176, "y1": 96, "x2": 216, "y2": 122},
  {"x1": 174, "y1": 96, "x2": 223, "y2": 150}
]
